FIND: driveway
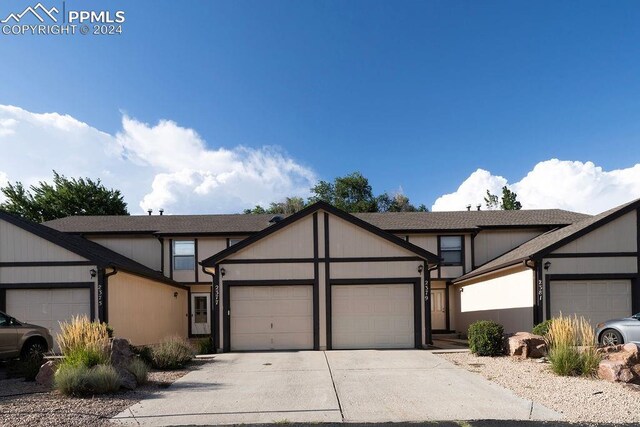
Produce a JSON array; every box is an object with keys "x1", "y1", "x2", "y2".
[{"x1": 113, "y1": 350, "x2": 560, "y2": 425}]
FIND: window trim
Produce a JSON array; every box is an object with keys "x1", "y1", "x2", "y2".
[
  {"x1": 439, "y1": 235, "x2": 463, "y2": 266},
  {"x1": 173, "y1": 240, "x2": 195, "y2": 271}
]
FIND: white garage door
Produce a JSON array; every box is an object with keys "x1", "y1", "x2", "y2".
[
  {"x1": 6, "y1": 288, "x2": 91, "y2": 344},
  {"x1": 230, "y1": 285, "x2": 313, "y2": 351},
  {"x1": 550, "y1": 280, "x2": 632, "y2": 327},
  {"x1": 332, "y1": 284, "x2": 414, "y2": 349}
]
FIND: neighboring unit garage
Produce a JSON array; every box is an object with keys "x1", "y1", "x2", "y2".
[
  {"x1": 6, "y1": 286, "x2": 92, "y2": 340},
  {"x1": 453, "y1": 200, "x2": 640, "y2": 335},
  {"x1": 548, "y1": 278, "x2": 632, "y2": 327},
  {"x1": 202, "y1": 201, "x2": 439, "y2": 353}
]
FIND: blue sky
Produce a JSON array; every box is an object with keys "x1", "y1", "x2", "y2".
[{"x1": 0, "y1": 0, "x2": 639, "y2": 214}]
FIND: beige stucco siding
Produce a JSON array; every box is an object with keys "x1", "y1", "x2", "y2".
[
  {"x1": 455, "y1": 265, "x2": 534, "y2": 334},
  {"x1": 88, "y1": 236, "x2": 161, "y2": 270},
  {"x1": 0, "y1": 220, "x2": 87, "y2": 262},
  {"x1": 408, "y1": 235, "x2": 438, "y2": 254},
  {"x1": 0, "y1": 265, "x2": 94, "y2": 283},
  {"x1": 474, "y1": 229, "x2": 545, "y2": 267},
  {"x1": 108, "y1": 271, "x2": 188, "y2": 346},
  {"x1": 198, "y1": 238, "x2": 227, "y2": 264},
  {"x1": 543, "y1": 256, "x2": 637, "y2": 276},
  {"x1": 234, "y1": 216, "x2": 314, "y2": 259},
  {"x1": 219, "y1": 263, "x2": 314, "y2": 280},
  {"x1": 330, "y1": 261, "x2": 422, "y2": 279},
  {"x1": 554, "y1": 211, "x2": 637, "y2": 254},
  {"x1": 329, "y1": 215, "x2": 409, "y2": 258}
]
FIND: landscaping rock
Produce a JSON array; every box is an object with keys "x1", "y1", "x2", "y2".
[
  {"x1": 110, "y1": 338, "x2": 137, "y2": 390},
  {"x1": 35, "y1": 361, "x2": 55, "y2": 387},
  {"x1": 598, "y1": 343, "x2": 640, "y2": 384},
  {"x1": 506, "y1": 332, "x2": 546, "y2": 359}
]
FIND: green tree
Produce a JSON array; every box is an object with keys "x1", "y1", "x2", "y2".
[
  {"x1": 243, "y1": 197, "x2": 306, "y2": 215},
  {"x1": 484, "y1": 186, "x2": 522, "y2": 210},
  {"x1": 0, "y1": 171, "x2": 129, "y2": 222},
  {"x1": 377, "y1": 193, "x2": 427, "y2": 212},
  {"x1": 309, "y1": 171, "x2": 378, "y2": 213}
]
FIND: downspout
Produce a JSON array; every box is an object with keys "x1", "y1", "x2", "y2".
[
  {"x1": 201, "y1": 265, "x2": 216, "y2": 354},
  {"x1": 523, "y1": 259, "x2": 542, "y2": 325},
  {"x1": 100, "y1": 266, "x2": 118, "y2": 324}
]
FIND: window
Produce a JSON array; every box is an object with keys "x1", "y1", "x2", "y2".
[
  {"x1": 0, "y1": 312, "x2": 8, "y2": 327},
  {"x1": 228, "y1": 238, "x2": 243, "y2": 247},
  {"x1": 173, "y1": 240, "x2": 195, "y2": 271},
  {"x1": 440, "y1": 236, "x2": 462, "y2": 265}
]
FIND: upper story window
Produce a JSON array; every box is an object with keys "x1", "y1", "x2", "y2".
[
  {"x1": 440, "y1": 236, "x2": 462, "y2": 265},
  {"x1": 228, "y1": 238, "x2": 243, "y2": 247},
  {"x1": 173, "y1": 240, "x2": 195, "y2": 271}
]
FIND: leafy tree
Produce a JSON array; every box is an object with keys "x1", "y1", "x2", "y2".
[
  {"x1": 484, "y1": 186, "x2": 522, "y2": 210},
  {"x1": 245, "y1": 171, "x2": 429, "y2": 214},
  {"x1": 0, "y1": 171, "x2": 129, "y2": 222},
  {"x1": 500, "y1": 186, "x2": 522, "y2": 210}
]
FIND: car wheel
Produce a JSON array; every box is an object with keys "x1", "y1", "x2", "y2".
[
  {"x1": 600, "y1": 329, "x2": 624, "y2": 346},
  {"x1": 20, "y1": 339, "x2": 47, "y2": 361}
]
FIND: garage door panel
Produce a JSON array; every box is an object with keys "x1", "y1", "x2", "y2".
[
  {"x1": 332, "y1": 284, "x2": 414, "y2": 350},
  {"x1": 551, "y1": 280, "x2": 632, "y2": 327},
  {"x1": 229, "y1": 285, "x2": 313, "y2": 351}
]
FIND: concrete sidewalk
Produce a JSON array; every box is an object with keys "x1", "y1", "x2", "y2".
[{"x1": 112, "y1": 350, "x2": 560, "y2": 426}]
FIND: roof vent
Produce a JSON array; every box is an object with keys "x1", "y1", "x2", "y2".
[
  {"x1": 476, "y1": 204, "x2": 481, "y2": 211},
  {"x1": 269, "y1": 215, "x2": 283, "y2": 224},
  {"x1": 147, "y1": 209, "x2": 153, "y2": 216},
  {"x1": 159, "y1": 208, "x2": 164, "y2": 216},
  {"x1": 466, "y1": 204, "x2": 471, "y2": 211}
]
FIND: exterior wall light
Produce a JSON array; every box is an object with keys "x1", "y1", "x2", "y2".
[
  {"x1": 543, "y1": 261, "x2": 551, "y2": 270},
  {"x1": 89, "y1": 268, "x2": 97, "y2": 278},
  {"x1": 173, "y1": 292, "x2": 178, "y2": 298},
  {"x1": 220, "y1": 267, "x2": 226, "y2": 277},
  {"x1": 417, "y1": 265, "x2": 424, "y2": 273}
]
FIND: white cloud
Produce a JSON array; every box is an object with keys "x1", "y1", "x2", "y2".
[
  {"x1": 432, "y1": 159, "x2": 640, "y2": 214},
  {"x1": 0, "y1": 105, "x2": 316, "y2": 214}
]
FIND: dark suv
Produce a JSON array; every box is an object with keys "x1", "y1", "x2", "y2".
[{"x1": 0, "y1": 311, "x2": 54, "y2": 359}]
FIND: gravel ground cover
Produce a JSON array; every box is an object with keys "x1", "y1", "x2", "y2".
[
  {"x1": 438, "y1": 352, "x2": 640, "y2": 424},
  {"x1": 0, "y1": 360, "x2": 210, "y2": 427}
]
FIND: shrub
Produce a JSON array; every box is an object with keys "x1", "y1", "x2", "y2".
[
  {"x1": 132, "y1": 345, "x2": 153, "y2": 366},
  {"x1": 64, "y1": 347, "x2": 108, "y2": 368},
  {"x1": 532, "y1": 319, "x2": 553, "y2": 337},
  {"x1": 197, "y1": 338, "x2": 214, "y2": 355},
  {"x1": 128, "y1": 358, "x2": 149, "y2": 385},
  {"x1": 468, "y1": 320, "x2": 504, "y2": 356},
  {"x1": 57, "y1": 315, "x2": 109, "y2": 360},
  {"x1": 546, "y1": 314, "x2": 601, "y2": 377},
  {"x1": 151, "y1": 336, "x2": 195, "y2": 370},
  {"x1": 55, "y1": 364, "x2": 120, "y2": 396}
]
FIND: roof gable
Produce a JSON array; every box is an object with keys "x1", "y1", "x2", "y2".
[
  {"x1": 454, "y1": 198, "x2": 640, "y2": 283},
  {"x1": 201, "y1": 201, "x2": 439, "y2": 267}
]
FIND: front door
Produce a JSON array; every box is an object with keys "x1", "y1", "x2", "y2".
[
  {"x1": 191, "y1": 293, "x2": 211, "y2": 335},
  {"x1": 431, "y1": 289, "x2": 446, "y2": 330}
]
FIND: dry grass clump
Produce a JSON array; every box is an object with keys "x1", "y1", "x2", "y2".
[
  {"x1": 57, "y1": 315, "x2": 110, "y2": 357},
  {"x1": 546, "y1": 313, "x2": 600, "y2": 377}
]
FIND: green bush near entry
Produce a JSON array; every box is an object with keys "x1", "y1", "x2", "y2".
[
  {"x1": 468, "y1": 320, "x2": 504, "y2": 356},
  {"x1": 532, "y1": 319, "x2": 553, "y2": 337}
]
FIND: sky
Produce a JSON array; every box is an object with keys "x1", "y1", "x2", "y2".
[{"x1": 0, "y1": 0, "x2": 639, "y2": 215}]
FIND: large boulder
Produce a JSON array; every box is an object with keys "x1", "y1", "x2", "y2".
[
  {"x1": 506, "y1": 332, "x2": 546, "y2": 359},
  {"x1": 598, "y1": 343, "x2": 640, "y2": 383},
  {"x1": 110, "y1": 338, "x2": 137, "y2": 390},
  {"x1": 35, "y1": 361, "x2": 56, "y2": 387}
]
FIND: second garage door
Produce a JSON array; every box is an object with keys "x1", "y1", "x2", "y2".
[
  {"x1": 550, "y1": 279, "x2": 632, "y2": 327},
  {"x1": 331, "y1": 284, "x2": 415, "y2": 349},
  {"x1": 229, "y1": 285, "x2": 313, "y2": 351}
]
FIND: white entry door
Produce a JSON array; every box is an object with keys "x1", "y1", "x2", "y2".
[
  {"x1": 191, "y1": 293, "x2": 211, "y2": 335},
  {"x1": 331, "y1": 284, "x2": 414, "y2": 349},
  {"x1": 431, "y1": 289, "x2": 446, "y2": 330}
]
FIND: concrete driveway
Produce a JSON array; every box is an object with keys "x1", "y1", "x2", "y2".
[{"x1": 113, "y1": 350, "x2": 560, "y2": 425}]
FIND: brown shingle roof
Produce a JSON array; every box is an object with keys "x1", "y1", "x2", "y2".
[
  {"x1": 453, "y1": 198, "x2": 640, "y2": 283},
  {"x1": 44, "y1": 209, "x2": 589, "y2": 235}
]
